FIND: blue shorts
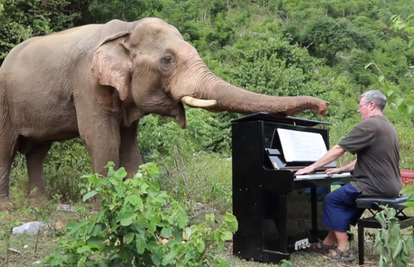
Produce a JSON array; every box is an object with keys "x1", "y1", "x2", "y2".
[{"x1": 322, "y1": 183, "x2": 365, "y2": 232}]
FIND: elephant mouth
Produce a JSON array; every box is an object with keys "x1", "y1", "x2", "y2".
[{"x1": 181, "y1": 96, "x2": 217, "y2": 108}]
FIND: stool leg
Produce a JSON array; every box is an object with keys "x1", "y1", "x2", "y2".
[{"x1": 358, "y1": 221, "x2": 364, "y2": 265}]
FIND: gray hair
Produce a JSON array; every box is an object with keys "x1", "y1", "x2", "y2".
[{"x1": 359, "y1": 90, "x2": 387, "y2": 111}]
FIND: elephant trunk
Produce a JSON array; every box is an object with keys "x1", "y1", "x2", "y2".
[{"x1": 177, "y1": 70, "x2": 329, "y2": 117}]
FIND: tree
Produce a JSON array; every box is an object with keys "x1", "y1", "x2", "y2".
[
  {"x1": 299, "y1": 17, "x2": 374, "y2": 65},
  {"x1": 0, "y1": 0, "x2": 79, "y2": 64},
  {"x1": 88, "y1": 0, "x2": 163, "y2": 23}
]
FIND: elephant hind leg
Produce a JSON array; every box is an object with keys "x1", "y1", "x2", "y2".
[{"x1": 25, "y1": 141, "x2": 53, "y2": 198}]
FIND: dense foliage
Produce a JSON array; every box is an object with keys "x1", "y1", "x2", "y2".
[
  {"x1": 2, "y1": 0, "x2": 414, "y2": 199},
  {"x1": 40, "y1": 162, "x2": 237, "y2": 266}
]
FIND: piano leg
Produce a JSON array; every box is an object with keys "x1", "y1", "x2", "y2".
[
  {"x1": 311, "y1": 187, "x2": 318, "y2": 233},
  {"x1": 278, "y1": 194, "x2": 288, "y2": 253}
]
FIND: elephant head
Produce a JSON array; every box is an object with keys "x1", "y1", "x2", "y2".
[{"x1": 91, "y1": 18, "x2": 328, "y2": 128}]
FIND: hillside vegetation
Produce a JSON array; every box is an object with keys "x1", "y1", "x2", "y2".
[{"x1": 1, "y1": 0, "x2": 414, "y2": 203}]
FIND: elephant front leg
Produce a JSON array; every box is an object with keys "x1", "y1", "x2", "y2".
[
  {"x1": 78, "y1": 121, "x2": 122, "y2": 176},
  {"x1": 0, "y1": 136, "x2": 18, "y2": 210},
  {"x1": 25, "y1": 141, "x2": 53, "y2": 198},
  {"x1": 120, "y1": 122, "x2": 143, "y2": 178}
]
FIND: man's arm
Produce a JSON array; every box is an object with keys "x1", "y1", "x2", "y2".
[
  {"x1": 339, "y1": 159, "x2": 356, "y2": 172},
  {"x1": 295, "y1": 145, "x2": 346, "y2": 175},
  {"x1": 325, "y1": 159, "x2": 356, "y2": 174}
]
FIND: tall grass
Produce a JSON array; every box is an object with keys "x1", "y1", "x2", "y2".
[{"x1": 157, "y1": 147, "x2": 233, "y2": 215}]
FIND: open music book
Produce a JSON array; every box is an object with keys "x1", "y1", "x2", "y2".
[{"x1": 277, "y1": 128, "x2": 327, "y2": 162}]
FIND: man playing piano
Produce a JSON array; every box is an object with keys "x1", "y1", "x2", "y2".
[{"x1": 295, "y1": 90, "x2": 402, "y2": 262}]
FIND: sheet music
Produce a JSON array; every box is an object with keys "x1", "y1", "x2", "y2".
[{"x1": 277, "y1": 128, "x2": 327, "y2": 162}]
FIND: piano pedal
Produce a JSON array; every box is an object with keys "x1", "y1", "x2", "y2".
[{"x1": 294, "y1": 238, "x2": 309, "y2": 250}]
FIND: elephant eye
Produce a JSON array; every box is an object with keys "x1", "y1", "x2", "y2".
[{"x1": 160, "y1": 56, "x2": 175, "y2": 71}]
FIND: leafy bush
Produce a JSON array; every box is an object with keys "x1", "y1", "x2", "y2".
[
  {"x1": 374, "y1": 203, "x2": 414, "y2": 267},
  {"x1": 40, "y1": 162, "x2": 237, "y2": 267}
]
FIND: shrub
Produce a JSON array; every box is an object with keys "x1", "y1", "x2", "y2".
[{"x1": 40, "y1": 162, "x2": 237, "y2": 267}]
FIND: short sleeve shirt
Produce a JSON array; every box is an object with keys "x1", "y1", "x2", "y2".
[{"x1": 338, "y1": 115, "x2": 401, "y2": 197}]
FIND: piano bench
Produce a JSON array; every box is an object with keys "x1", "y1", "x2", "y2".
[{"x1": 355, "y1": 195, "x2": 414, "y2": 265}]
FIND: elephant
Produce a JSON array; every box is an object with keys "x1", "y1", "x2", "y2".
[{"x1": 0, "y1": 17, "x2": 328, "y2": 210}]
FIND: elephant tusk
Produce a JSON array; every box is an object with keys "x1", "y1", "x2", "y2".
[{"x1": 181, "y1": 96, "x2": 217, "y2": 108}]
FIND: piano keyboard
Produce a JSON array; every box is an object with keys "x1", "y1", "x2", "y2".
[{"x1": 295, "y1": 172, "x2": 352, "y2": 181}]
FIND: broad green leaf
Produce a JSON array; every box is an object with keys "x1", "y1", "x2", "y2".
[
  {"x1": 120, "y1": 216, "x2": 134, "y2": 226},
  {"x1": 77, "y1": 255, "x2": 87, "y2": 267},
  {"x1": 224, "y1": 213, "x2": 238, "y2": 231},
  {"x1": 125, "y1": 195, "x2": 143, "y2": 210},
  {"x1": 92, "y1": 224, "x2": 102, "y2": 236},
  {"x1": 108, "y1": 177, "x2": 118, "y2": 186},
  {"x1": 393, "y1": 240, "x2": 403, "y2": 258},
  {"x1": 407, "y1": 234, "x2": 414, "y2": 248},
  {"x1": 177, "y1": 213, "x2": 189, "y2": 228},
  {"x1": 161, "y1": 251, "x2": 177, "y2": 265},
  {"x1": 123, "y1": 232, "x2": 135, "y2": 244},
  {"x1": 221, "y1": 231, "x2": 233, "y2": 241},
  {"x1": 151, "y1": 252, "x2": 162, "y2": 266},
  {"x1": 66, "y1": 221, "x2": 89, "y2": 236},
  {"x1": 160, "y1": 227, "x2": 172, "y2": 238},
  {"x1": 50, "y1": 258, "x2": 63, "y2": 266},
  {"x1": 114, "y1": 186, "x2": 125, "y2": 197},
  {"x1": 136, "y1": 234, "x2": 146, "y2": 254},
  {"x1": 140, "y1": 183, "x2": 149, "y2": 193},
  {"x1": 82, "y1": 190, "x2": 98, "y2": 202},
  {"x1": 184, "y1": 227, "x2": 192, "y2": 240},
  {"x1": 197, "y1": 240, "x2": 206, "y2": 253},
  {"x1": 114, "y1": 167, "x2": 127, "y2": 180},
  {"x1": 76, "y1": 246, "x2": 91, "y2": 253},
  {"x1": 117, "y1": 213, "x2": 136, "y2": 226},
  {"x1": 87, "y1": 236, "x2": 105, "y2": 249}
]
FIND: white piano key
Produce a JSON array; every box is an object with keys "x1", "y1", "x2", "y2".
[{"x1": 295, "y1": 172, "x2": 352, "y2": 181}]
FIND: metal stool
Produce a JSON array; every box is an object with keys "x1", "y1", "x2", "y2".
[{"x1": 355, "y1": 195, "x2": 414, "y2": 265}]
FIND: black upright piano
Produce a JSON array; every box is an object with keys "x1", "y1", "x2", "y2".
[{"x1": 232, "y1": 112, "x2": 353, "y2": 264}]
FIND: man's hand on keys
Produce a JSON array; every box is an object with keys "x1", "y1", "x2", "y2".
[{"x1": 296, "y1": 166, "x2": 315, "y2": 175}]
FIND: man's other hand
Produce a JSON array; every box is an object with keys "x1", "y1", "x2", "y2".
[{"x1": 325, "y1": 168, "x2": 342, "y2": 175}]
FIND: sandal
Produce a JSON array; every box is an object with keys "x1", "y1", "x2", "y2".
[
  {"x1": 325, "y1": 248, "x2": 355, "y2": 262},
  {"x1": 308, "y1": 241, "x2": 335, "y2": 254}
]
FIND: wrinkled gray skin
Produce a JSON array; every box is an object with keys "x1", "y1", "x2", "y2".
[{"x1": 0, "y1": 17, "x2": 329, "y2": 209}]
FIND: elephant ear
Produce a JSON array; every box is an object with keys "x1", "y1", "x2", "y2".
[{"x1": 92, "y1": 31, "x2": 132, "y2": 101}]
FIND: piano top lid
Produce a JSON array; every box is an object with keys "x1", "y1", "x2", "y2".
[{"x1": 231, "y1": 112, "x2": 330, "y2": 127}]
